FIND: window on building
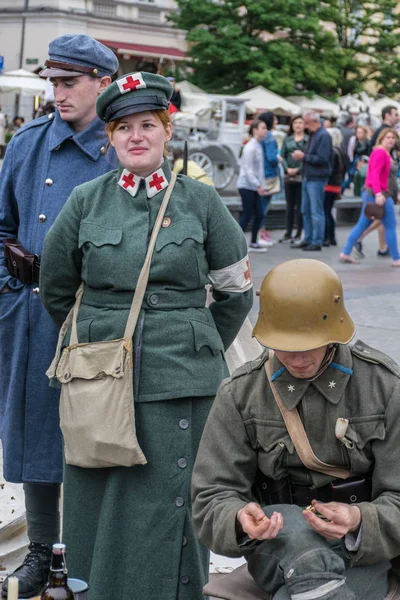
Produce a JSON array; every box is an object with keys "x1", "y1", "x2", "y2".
[
  {"x1": 93, "y1": 1, "x2": 117, "y2": 17},
  {"x1": 138, "y1": 7, "x2": 160, "y2": 20}
]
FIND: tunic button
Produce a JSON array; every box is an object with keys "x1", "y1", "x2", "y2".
[
  {"x1": 100, "y1": 146, "x2": 106, "y2": 154},
  {"x1": 38, "y1": 214, "x2": 47, "y2": 223},
  {"x1": 148, "y1": 293, "x2": 159, "y2": 306},
  {"x1": 178, "y1": 458, "x2": 187, "y2": 469},
  {"x1": 45, "y1": 178, "x2": 53, "y2": 186},
  {"x1": 32, "y1": 287, "x2": 40, "y2": 295},
  {"x1": 182, "y1": 536, "x2": 188, "y2": 547},
  {"x1": 179, "y1": 419, "x2": 189, "y2": 430},
  {"x1": 175, "y1": 497, "x2": 184, "y2": 507},
  {"x1": 181, "y1": 576, "x2": 189, "y2": 584},
  {"x1": 47, "y1": 113, "x2": 54, "y2": 119}
]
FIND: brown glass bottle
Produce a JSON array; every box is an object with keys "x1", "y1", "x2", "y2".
[{"x1": 40, "y1": 543, "x2": 74, "y2": 600}]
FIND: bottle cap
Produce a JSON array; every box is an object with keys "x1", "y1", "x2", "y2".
[{"x1": 52, "y1": 543, "x2": 66, "y2": 554}]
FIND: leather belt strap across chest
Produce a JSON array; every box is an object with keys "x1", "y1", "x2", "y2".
[{"x1": 265, "y1": 351, "x2": 351, "y2": 480}]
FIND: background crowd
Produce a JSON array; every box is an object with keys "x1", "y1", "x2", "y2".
[{"x1": 236, "y1": 104, "x2": 400, "y2": 261}]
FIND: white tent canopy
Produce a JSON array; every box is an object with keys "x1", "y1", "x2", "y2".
[
  {"x1": 236, "y1": 86, "x2": 301, "y2": 116},
  {"x1": 286, "y1": 94, "x2": 339, "y2": 118},
  {"x1": 369, "y1": 96, "x2": 400, "y2": 118},
  {"x1": 176, "y1": 80, "x2": 205, "y2": 95},
  {"x1": 0, "y1": 69, "x2": 47, "y2": 96}
]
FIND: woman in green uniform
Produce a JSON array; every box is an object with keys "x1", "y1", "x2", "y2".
[{"x1": 40, "y1": 72, "x2": 253, "y2": 600}]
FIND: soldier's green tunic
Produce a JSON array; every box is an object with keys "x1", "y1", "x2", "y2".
[
  {"x1": 192, "y1": 342, "x2": 400, "y2": 582},
  {"x1": 40, "y1": 158, "x2": 253, "y2": 600}
]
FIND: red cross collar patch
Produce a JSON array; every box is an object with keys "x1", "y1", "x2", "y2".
[
  {"x1": 117, "y1": 73, "x2": 146, "y2": 95},
  {"x1": 118, "y1": 169, "x2": 141, "y2": 197},
  {"x1": 145, "y1": 168, "x2": 168, "y2": 199}
]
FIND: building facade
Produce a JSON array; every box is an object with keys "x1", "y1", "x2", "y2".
[{"x1": 0, "y1": 0, "x2": 187, "y2": 121}]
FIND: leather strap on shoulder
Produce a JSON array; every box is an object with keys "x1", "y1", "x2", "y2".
[{"x1": 265, "y1": 351, "x2": 351, "y2": 480}]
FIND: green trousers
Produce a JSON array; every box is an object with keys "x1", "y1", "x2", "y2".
[{"x1": 246, "y1": 505, "x2": 390, "y2": 600}]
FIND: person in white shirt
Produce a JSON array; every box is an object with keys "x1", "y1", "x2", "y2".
[{"x1": 237, "y1": 119, "x2": 267, "y2": 252}]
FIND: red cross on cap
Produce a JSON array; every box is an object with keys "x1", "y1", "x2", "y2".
[{"x1": 117, "y1": 73, "x2": 146, "y2": 95}]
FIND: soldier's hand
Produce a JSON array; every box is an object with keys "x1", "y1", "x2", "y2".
[
  {"x1": 237, "y1": 503, "x2": 283, "y2": 540},
  {"x1": 302, "y1": 500, "x2": 361, "y2": 540}
]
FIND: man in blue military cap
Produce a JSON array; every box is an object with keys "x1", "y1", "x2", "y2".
[{"x1": 0, "y1": 34, "x2": 118, "y2": 597}]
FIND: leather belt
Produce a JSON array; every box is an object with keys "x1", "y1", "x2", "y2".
[
  {"x1": 82, "y1": 286, "x2": 207, "y2": 310},
  {"x1": 253, "y1": 471, "x2": 372, "y2": 507}
]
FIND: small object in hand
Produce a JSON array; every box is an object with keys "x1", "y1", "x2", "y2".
[{"x1": 305, "y1": 505, "x2": 316, "y2": 513}]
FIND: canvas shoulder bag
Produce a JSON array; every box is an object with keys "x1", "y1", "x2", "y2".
[
  {"x1": 47, "y1": 173, "x2": 177, "y2": 469},
  {"x1": 265, "y1": 352, "x2": 351, "y2": 479}
]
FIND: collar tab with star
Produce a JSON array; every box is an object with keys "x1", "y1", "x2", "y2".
[{"x1": 268, "y1": 345, "x2": 353, "y2": 409}]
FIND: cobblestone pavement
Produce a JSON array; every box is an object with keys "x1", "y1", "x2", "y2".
[{"x1": 247, "y1": 222, "x2": 400, "y2": 362}]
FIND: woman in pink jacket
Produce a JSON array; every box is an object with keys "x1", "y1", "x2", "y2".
[{"x1": 340, "y1": 128, "x2": 400, "y2": 266}]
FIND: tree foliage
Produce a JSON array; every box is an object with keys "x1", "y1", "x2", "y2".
[
  {"x1": 320, "y1": 0, "x2": 400, "y2": 95},
  {"x1": 170, "y1": 0, "x2": 400, "y2": 96}
]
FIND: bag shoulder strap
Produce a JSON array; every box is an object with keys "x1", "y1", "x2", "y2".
[{"x1": 265, "y1": 352, "x2": 351, "y2": 480}]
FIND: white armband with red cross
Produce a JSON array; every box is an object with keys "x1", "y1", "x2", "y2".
[{"x1": 208, "y1": 256, "x2": 252, "y2": 293}]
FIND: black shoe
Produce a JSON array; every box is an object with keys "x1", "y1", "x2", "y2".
[
  {"x1": 2, "y1": 542, "x2": 51, "y2": 598},
  {"x1": 323, "y1": 240, "x2": 330, "y2": 247},
  {"x1": 377, "y1": 248, "x2": 390, "y2": 257},
  {"x1": 302, "y1": 244, "x2": 322, "y2": 251},
  {"x1": 279, "y1": 234, "x2": 292, "y2": 243},
  {"x1": 291, "y1": 240, "x2": 309, "y2": 248},
  {"x1": 354, "y1": 241, "x2": 364, "y2": 259},
  {"x1": 330, "y1": 239, "x2": 337, "y2": 246}
]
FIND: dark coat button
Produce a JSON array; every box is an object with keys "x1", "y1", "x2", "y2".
[
  {"x1": 148, "y1": 293, "x2": 159, "y2": 306},
  {"x1": 175, "y1": 497, "x2": 184, "y2": 507},
  {"x1": 182, "y1": 536, "x2": 188, "y2": 547},
  {"x1": 179, "y1": 419, "x2": 189, "y2": 430},
  {"x1": 181, "y1": 576, "x2": 189, "y2": 584},
  {"x1": 178, "y1": 458, "x2": 187, "y2": 469}
]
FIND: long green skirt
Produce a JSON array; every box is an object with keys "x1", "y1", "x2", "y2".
[{"x1": 63, "y1": 396, "x2": 214, "y2": 600}]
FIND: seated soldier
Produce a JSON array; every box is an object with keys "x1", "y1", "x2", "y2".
[{"x1": 192, "y1": 258, "x2": 400, "y2": 600}]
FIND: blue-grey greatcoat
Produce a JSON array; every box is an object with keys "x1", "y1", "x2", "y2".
[{"x1": 0, "y1": 111, "x2": 116, "y2": 483}]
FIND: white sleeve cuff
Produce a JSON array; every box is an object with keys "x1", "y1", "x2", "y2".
[{"x1": 344, "y1": 523, "x2": 363, "y2": 552}]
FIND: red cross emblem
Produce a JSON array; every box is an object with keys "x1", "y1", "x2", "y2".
[
  {"x1": 149, "y1": 173, "x2": 165, "y2": 191},
  {"x1": 122, "y1": 172, "x2": 136, "y2": 189},
  {"x1": 122, "y1": 76, "x2": 141, "y2": 92},
  {"x1": 244, "y1": 259, "x2": 252, "y2": 282},
  {"x1": 117, "y1": 72, "x2": 146, "y2": 95}
]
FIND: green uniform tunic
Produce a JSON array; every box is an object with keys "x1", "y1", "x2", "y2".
[
  {"x1": 192, "y1": 342, "x2": 400, "y2": 580},
  {"x1": 40, "y1": 158, "x2": 253, "y2": 599}
]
